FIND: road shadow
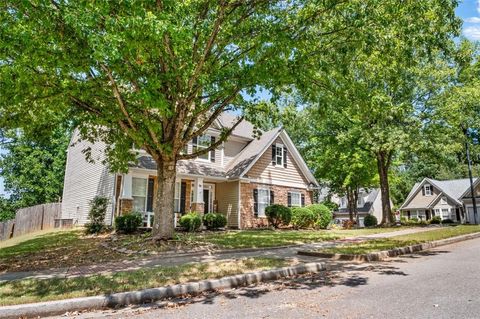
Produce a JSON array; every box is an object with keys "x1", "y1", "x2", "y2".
[{"x1": 117, "y1": 260, "x2": 417, "y2": 314}]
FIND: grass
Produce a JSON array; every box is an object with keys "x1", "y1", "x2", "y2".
[
  {"x1": 0, "y1": 226, "x2": 410, "y2": 272},
  {"x1": 318, "y1": 225, "x2": 480, "y2": 255},
  {"x1": 0, "y1": 257, "x2": 288, "y2": 306}
]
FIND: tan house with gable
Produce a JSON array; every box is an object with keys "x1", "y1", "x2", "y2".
[
  {"x1": 61, "y1": 113, "x2": 318, "y2": 229},
  {"x1": 399, "y1": 177, "x2": 480, "y2": 223}
]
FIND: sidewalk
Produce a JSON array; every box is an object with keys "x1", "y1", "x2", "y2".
[{"x1": 0, "y1": 227, "x2": 438, "y2": 282}]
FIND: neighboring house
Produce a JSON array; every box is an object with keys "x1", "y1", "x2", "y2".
[
  {"x1": 399, "y1": 177, "x2": 480, "y2": 224},
  {"x1": 61, "y1": 113, "x2": 319, "y2": 229},
  {"x1": 333, "y1": 188, "x2": 385, "y2": 227}
]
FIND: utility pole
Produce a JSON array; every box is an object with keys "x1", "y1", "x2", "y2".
[{"x1": 465, "y1": 128, "x2": 478, "y2": 224}]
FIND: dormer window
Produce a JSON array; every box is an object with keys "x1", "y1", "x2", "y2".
[{"x1": 424, "y1": 184, "x2": 432, "y2": 196}]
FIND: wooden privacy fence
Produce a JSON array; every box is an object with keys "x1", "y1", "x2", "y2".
[{"x1": 0, "y1": 203, "x2": 62, "y2": 241}]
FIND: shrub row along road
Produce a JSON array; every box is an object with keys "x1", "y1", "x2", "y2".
[{"x1": 57, "y1": 236, "x2": 480, "y2": 319}]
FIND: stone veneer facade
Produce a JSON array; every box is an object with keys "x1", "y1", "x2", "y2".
[
  {"x1": 240, "y1": 182, "x2": 313, "y2": 228},
  {"x1": 118, "y1": 198, "x2": 133, "y2": 215}
]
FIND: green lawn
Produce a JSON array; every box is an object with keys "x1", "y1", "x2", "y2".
[
  {"x1": 0, "y1": 257, "x2": 287, "y2": 306},
  {"x1": 0, "y1": 226, "x2": 408, "y2": 272},
  {"x1": 193, "y1": 227, "x2": 407, "y2": 249},
  {"x1": 318, "y1": 225, "x2": 480, "y2": 255}
]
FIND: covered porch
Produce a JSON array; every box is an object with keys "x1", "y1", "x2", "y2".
[{"x1": 114, "y1": 170, "x2": 239, "y2": 228}]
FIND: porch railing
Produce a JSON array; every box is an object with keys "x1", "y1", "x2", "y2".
[{"x1": 142, "y1": 211, "x2": 181, "y2": 228}]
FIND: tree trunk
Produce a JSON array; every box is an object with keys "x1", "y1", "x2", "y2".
[
  {"x1": 376, "y1": 151, "x2": 392, "y2": 225},
  {"x1": 152, "y1": 159, "x2": 176, "y2": 239},
  {"x1": 353, "y1": 187, "x2": 359, "y2": 224},
  {"x1": 347, "y1": 188, "x2": 354, "y2": 222}
]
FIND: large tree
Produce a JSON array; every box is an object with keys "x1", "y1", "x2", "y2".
[
  {"x1": 294, "y1": 1, "x2": 460, "y2": 224},
  {"x1": 0, "y1": 1, "x2": 368, "y2": 239},
  {"x1": 286, "y1": 108, "x2": 377, "y2": 221}
]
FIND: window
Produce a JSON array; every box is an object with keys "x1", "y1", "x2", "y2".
[
  {"x1": 174, "y1": 181, "x2": 181, "y2": 213},
  {"x1": 276, "y1": 144, "x2": 284, "y2": 166},
  {"x1": 441, "y1": 208, "x2": 450, "y2": 220},
  {"x1": 424, "y1": 184, "x2": 432, "y2": 196},
  {"x1": 289, "y1": 192, "x2": 302, "y2": 207},
  {"x1": 357, "y1": 196, "x2": 364, "y2": 208},
  {"x1": 257, "y1": 188, "x2": 270, "y2": 217},
  {"x1": 193, "y1": 134, "x2": 213, "y2": 161},
  {"x1": 271, "y1": 144, "x2": 287, "y2": 167},
  {"x1": 440, "y1": 197, "x2": 447, "y2": 204},
  {"x1": 132, "y1": 177, "x2": 148, "y2": 212},
  {"x1": 340, "y1": 197, "x2": 347, "y2": 208}
]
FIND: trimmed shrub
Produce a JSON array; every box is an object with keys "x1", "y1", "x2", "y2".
[
  {"x1": 85, "y1": 196, "x2": 109, "y2": 234},
  {"x1": 364, "y1": 214, "x2": 378, "y2": 227},
  {"x1": 442, "y1": 218, "x2": 454, "y2": 224},
  {"x1": 307, "y1": 204, "x2": 332, "y2": 229},
  {"x1": 115, "y1": 212, "x2": 143, "y2": 234},
  {"x1": 430, "y1": 216, "x2": 442, "y2": 224},
  {"x1": 291, "y1": 207, "x2": 316, "y2": 229},
  {"x1": 203, "y1": 213, "x2": 227, "y2": 230},
  {"x1": 265, "y1": 204, "x2": 292, "y2": 228},
  {"x1": 179, "y1": 211, "x2": 202, "y2": 232}
]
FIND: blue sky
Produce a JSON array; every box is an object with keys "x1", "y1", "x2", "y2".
[
  {"x1": 0, "y1": 2, "x2": 477, "y2": 198},
  {"x1": 459, "y1": 0, "x2": 480, "y2": 40}
]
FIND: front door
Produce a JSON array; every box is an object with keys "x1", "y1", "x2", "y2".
[{"x1": 203, "y1": 189, "x2": 210, "y2": 214}]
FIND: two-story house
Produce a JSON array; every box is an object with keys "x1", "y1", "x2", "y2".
[
  {"x1": 61, "y1": 113, "x2": 319, "y2": 229},
  {"x1": 399, "y1": 177, "x2": 480, "y2": 223},
  {"x1": 333, "y1": 188, "x2": 384, "y2": 227}
]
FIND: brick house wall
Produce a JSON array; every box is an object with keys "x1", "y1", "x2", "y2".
[{"x1": 240, "y1": 182, "x2": 313, "y2": 228}]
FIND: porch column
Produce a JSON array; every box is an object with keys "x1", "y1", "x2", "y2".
[
  {"x1": 119, "y1": 173, "x2": 133, "y2": 215},
  {"x1": 191, "y1": 177, "x2": 204, "y2": 213}
]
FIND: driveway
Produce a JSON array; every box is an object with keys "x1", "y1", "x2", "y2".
[{"x1": 59, "y1": 235, "x2": 480, "y2": 319}]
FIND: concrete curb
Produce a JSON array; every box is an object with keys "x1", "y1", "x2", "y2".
[
  {"x1": 0, "y1": 262, "x2": 325, "y2": 319},
  {"x1": 297, "y1": 232, "x2": 480, "y2": 262}
]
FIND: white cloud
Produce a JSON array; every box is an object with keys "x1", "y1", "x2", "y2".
[
  {"x1": 464, "y1": 26, "x2": 480, "y2": 40},
  {"x1": 465, "y1": 17, "x2": 480, "y2": 23}
]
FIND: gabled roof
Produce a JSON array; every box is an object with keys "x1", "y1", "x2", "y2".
[
  {"x1": 129, "y1": 116, "x2": 318, "y2": 186},
  {"x1": 216, "y1": 113, "x2": 255, "y2": 140},
  {"x1": 400, "y1": 177, "x2": 478, "y2": 209},
  {"x1": 225, "y1": 128, "x2": 318, "y2": 186}
]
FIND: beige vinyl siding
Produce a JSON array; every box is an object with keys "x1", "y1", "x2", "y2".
[
  {"x1": 247, "y1": 137, "x2": 308, "y2": 188},
  {"x1": 216, "y1": 181, "x2": 239, "y2": 228},
  {"x1": 223, "y1": 140, "x2": 247, "y2": 166},
  {"x1": 61, "y1": 129, "x2": 115, "y2": 226}
]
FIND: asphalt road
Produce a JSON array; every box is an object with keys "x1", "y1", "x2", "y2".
[{"x1": 57, "y1": 237, "x2": 480, "y2": 319}]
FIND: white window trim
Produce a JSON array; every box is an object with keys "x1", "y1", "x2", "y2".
[
  {"x1": 289, "y1": 191, "x2": 302, "y2": 207},
  {"x1": 424, "y1": 184, "x2": 432, "y2": 196},
  {"x1": 275, "y1": 143, "x2": 284, "y2": 167},
  {"x1": 257, "y1": 187, "x2": 271, "y2": 217},
  {"x1": 132, "y1": 177, "x2": 148, "y2": 213},
  {"x1": 174, "y1": 181, "x2": 181, "y2": 213},
  {"x1": 194, "y1": 134, "x2": 212, "y2": 162}
]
